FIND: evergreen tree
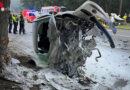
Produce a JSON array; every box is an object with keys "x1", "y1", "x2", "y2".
[{"x1": 20, "y1": 0, "x2": 130, "y2": 16}]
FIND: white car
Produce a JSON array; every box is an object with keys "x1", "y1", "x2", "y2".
[{"x1": 32, "y1": 1, "x2": 117, "y2": 77}]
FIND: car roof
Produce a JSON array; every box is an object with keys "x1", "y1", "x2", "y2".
[{"x1": 33, "y1": 11, "x2": 74, "y2": 22}]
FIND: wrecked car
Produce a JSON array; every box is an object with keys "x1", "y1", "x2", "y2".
[{"x1": 32, "y1": 1, "x2": 117, "y2": 78}]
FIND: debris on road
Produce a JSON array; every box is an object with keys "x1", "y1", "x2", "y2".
[{"x1": 4, "y1": 1, "x2": 130, "y2": 90}]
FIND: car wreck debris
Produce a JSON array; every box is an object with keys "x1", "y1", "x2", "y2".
[
  {"x1": 33, "y1": 1, "x2": 117, "y2": 83},
  {"x1": 48, "y1": 14, "x2": 97, "y2": 78}
]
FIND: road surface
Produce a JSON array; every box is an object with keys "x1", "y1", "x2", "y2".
[
  {"x1": 8, "y1": 22, "x2": 130, "y2": 90},
  {"x1": 109, "y1": 29, "x2": 130, "y2": 49}
]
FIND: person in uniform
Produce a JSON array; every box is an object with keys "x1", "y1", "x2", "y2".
[
  {"x1": 12, "y1": 14, "x2": 18, "y2": 34},
  {"x1": 9, "y1": 13, "x2": 13, "y2": 33},
  {"x1": 19, "y1": 12, "x2": 25, "y2": 34}
]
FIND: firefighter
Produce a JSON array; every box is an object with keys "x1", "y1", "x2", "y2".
[
  {"x1": 19, "y1": 12, "x2": 25, "y2": 34},
  {"x1": 9, "y1": 13, "x2": 13, "y2": 33},
  {"x1": 12, "y1": 14, "x2": 18, "y2": 34}
]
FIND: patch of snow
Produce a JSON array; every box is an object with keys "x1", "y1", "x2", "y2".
[
  {"x1": 85, "y1": 45, "x2": 130, "y2": 90},
  {"x1": 44, "y1": 72, "x2": 90, "y2": 90},
  {"x1": 2, "y1": 61, "x2": 111, "y2": 90},
  {"x1": 11, "y1": 58, "x2": 20, "y2": 64}
]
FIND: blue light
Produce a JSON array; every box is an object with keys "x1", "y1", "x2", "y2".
[{"x1": 31, "y1": 10, "x2": 36, "y2": 12}]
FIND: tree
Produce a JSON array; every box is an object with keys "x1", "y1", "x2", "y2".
[
  {"x1": 119, "y1": 0, "x2": 123, "y2": 15},
  {"x1": 21, "y1": 0, "x2": 130, "y2": 16},
  {"x1": 0, "y1": 0, "x2": 10, "y2": 75}
]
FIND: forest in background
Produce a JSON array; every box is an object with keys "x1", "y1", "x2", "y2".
[{"x1": 20, "y1": 0, "x2": 130, "y2": 16}]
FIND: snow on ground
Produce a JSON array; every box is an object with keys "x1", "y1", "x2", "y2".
[
  {"x1": 84, "y1": 30, "x2": 130, "y2": 90},
  {"x1": 85, "y1": 44, "x2": 130, "y2": 90},
  {"x1": 4, "y1": 58, "x2": 111, "y2": 90},
  {"x1": 8, "y1": 22, "x2": 130, "y2": 90},
  {"x1": 11, "y1": 58, "x2": 20, "y2": 64}
]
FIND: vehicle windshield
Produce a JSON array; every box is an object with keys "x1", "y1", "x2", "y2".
[{"x1": 60, "y1": 7, "x2": 67, "y2": 12}]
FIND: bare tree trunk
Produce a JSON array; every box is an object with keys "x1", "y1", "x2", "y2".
[
  {"x1": 107, "y1": 0, "x2": 112, "y2": 14},
  {"x1": 0, "y1": 0, "x2": 10, "y2": 74},
  {"x1": 119, "y1": 0, "x2": 123, "y2": 15}
]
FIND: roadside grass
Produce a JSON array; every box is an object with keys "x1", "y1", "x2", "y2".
[
  {"x1": 104, "y1": 24, "x2": 130, "y2": 30},
  {"x1": 115, "y1": 26, "x2": 130, "y2": 30}
]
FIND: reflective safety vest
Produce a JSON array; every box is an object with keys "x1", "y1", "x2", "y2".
[
  {"x1": 13, "y1": 16, "x2": 18, "y2": 23},
  {"x1": 123, "y1": 16, "x2": 127, "y2": 20},
  {"x1": 19, "y1": 15, "x2": 24, "y2": 24},
  {"x1": 12, "y1": 16, "x2": 16, "y2": 22},
  {"x1": 97, "y1": 17, "x2": 101, "y2": 20},
  {"x1": 19, "y1": 15, "x2": 21, "y2": 21}
]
